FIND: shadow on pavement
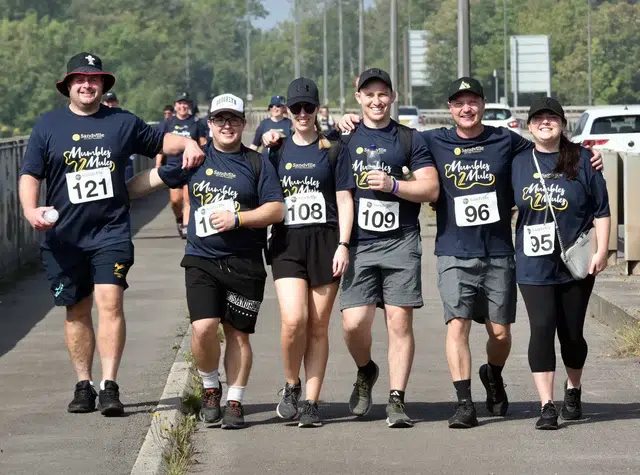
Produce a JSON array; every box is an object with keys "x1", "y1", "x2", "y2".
[{"x1": 0, "y1": 191, "x2": 168, "y2": 359}]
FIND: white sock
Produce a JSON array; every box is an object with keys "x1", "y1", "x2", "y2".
[
  {"x1": 198, "y1": 369, "x2": 219, "y2": 389},
  {"x1": 100, "y1": 380, "x2": 109, "y2": 391},
  {"x1": 226, "y1": 386, "x2": 245, "y2": 404}
]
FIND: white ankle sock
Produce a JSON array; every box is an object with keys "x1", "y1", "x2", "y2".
[
  {"x1": 226, "y1": 386, "x2": 245, "y2": 404},
  {"x1": 198, "y1": 369, "x2": 219, "y2": 389}
]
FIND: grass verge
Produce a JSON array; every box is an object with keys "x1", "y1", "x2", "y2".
[{"x1": 610, "y1": 321, "x2": 640, "y2": 358}]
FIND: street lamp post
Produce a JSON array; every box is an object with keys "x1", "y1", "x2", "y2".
[
  {"x1": 457, "y1": 0, "x2": 470, "y2": 77},
  {"x1": 339, "y1": 0, "x2": 345, "y2": 114},
  {"x1": 323, "y1": 2, "x2": 328, "y2": 106},
  {"x1": 359, "y1": 0, "x2": 364, "y2": 73},
  {"x1": 390, "y1": 0, "x2": 398, "y2": 119},
  {"x1": 503, "y1": 0, "x2": 508, "y2": 105},
  {"x1": 587, "y1": 0, "x2": 593, "y2": 105},
  {"x1": 294, "y1": 0, "x2": 300, "y2": 77}
]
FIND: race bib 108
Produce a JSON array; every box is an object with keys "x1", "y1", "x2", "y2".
[{"x1": 284, "y1": 192, "x2": 326, "y2": 226}]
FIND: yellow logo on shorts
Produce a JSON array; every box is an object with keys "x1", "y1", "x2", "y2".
[{"x1": 114, "y1": 263, "x2": 127, "y2": 279}]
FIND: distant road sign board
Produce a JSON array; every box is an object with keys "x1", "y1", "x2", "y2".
[
  {"x1": 510, "y1": 35, "x2": 552, "y2": 106},
  {"x1": 409, "y1": 30, "x2": 429, "y2": 87}
]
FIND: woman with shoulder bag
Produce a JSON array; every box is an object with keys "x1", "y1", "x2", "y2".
[{"x1": 511, "y1": 97, "x2": 611, "y2": 430}]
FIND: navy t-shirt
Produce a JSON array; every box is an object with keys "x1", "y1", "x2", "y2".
[
  {"x1": 161, "y1": 115, "x2": 204, "y2": 165},
  {"x1": 512, "y1": 147, "x2": 610, "y2": 285},
  {"x1": 273, "y1": 138, "x2": 355, "y2": 228},
  {"x1": 422, "y1": 126, "x2": 532, "y2": 258},
  {"x1": 344, "y1": 121, "x2": 435, "y2": 243},
  {"x1": 252, "y1": 117, "x2": 293, "y2": 156},
  {"x1": 20, "y1": 105, "x2": 164, "y2": 251},
  {"x1": 158, "y1": 144, "x2": 284, "y2": 259}
]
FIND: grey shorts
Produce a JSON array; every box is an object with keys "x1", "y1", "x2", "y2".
[
  {"x1": 436, "y1": 255, "x2": 516, "y2": 325},
  {"x1": 339, "y1": 230, "x2": 423, "y2": 310}
]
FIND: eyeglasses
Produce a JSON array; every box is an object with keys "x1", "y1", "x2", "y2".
[
  {"x1": 211, "y1": 116, "x2": 243, "y2": 127},
  {"x1": 289, "y1": 103, "x2": 317, "y2": 115}
]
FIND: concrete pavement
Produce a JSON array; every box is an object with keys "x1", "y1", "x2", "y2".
[
  {"x1": 190, "y1": 227, "x2": 640, "y2": 475},
  {"x1": 0, "y1": 191, "x2": 191, "y2": 475}
]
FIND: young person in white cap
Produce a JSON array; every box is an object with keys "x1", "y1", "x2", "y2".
[{"x1": 127, "y1": 93, "x2": 284, "y2": 429}]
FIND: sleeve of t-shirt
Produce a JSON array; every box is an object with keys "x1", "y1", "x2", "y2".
[
  {"x1": 132, "y1": 115, "x2": 164, "y2": 157},
  {"x1": 197, "y1": 119, "x2": 208, "y2": 139},
  {"x1": 252, "y1": 122, "x2": 264, "y2": 147},
  {"x1": 409, "y1": 130, "x2": 435, "y2": 171},
  {"x1": 509, "y1": 130, "x2": 534, "y2": 157},
  {"x1": 257, "y1": 156, "x2": 285, "y2": 205},
  {"x1": 157, "y1": 162, "x2": 195, "y2": 188},
  {"x1": 20, "y1": 121, "x2": 48, "y2": 179},
  {"x1": 334, "y1": 145, "x2": 356, "y2": 191},
  {"x1": 325, "y1": 129, "x2": 341, "y2": 141},
  {"x1": 583, "y1": 149, "x2": 610, "y2": 218}
]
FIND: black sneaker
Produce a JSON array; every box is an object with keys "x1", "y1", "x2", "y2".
[
  {"x1": 98, "y1": 380, "x2": 125, "y2": 417},
  {"x1": 276, "y1": 380, "x2": 302, "y2": 420},
  {"x1": 536, "y1": 401, "x2": 559, "y2": 430},
  {"x1": 385, "y1": 396, "x2": 413, "y2": 428},
  {"x1": 479, "y1": 364, "x2": 509, "y2": 416},
  {"x1": 298, "y1": 400, "x2": 322, "y2": 428},
  {"x1": 67, "y1": 380, "x2": 97, "y2": 413},
  {"x1": 179, "y1": 224, "x2": 187, "y2": 240},
  {"x1": 561, "y1": 382, "x2": 582, "y2": 420},
  {"x1": 221, "y1": 402, "x2": 245, "y2": 430},
  {"x1": 448, "y1": 399, "x2": 478, "y2": 429},
  {"x1": 200, "y1": 382, "x2": 222, "y2": 424},
  {"x1": 349, "y1": 362, "x2": 379, "y2": 416}
]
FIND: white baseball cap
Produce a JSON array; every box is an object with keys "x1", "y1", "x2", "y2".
[{"x1": 209, "y1": 94, "x2": 244, "y2": 118}]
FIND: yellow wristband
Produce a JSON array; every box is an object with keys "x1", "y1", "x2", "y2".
[{"x1": 237, "y1": 211, "x2": 243, "y2": 228}]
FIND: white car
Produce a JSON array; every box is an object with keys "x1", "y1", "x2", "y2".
[
  {"x1": 570, "y1": 105, "x2": 640, "y2": 154},
  {"x1": 398, "y1": 105, "x2": 424, "y2": 129},
  {"x1": 482, "y1": 103, "x2": 521, "y2": 134}
]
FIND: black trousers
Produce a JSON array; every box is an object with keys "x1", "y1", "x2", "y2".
[{"x1": 519, "y1": 276, "x2": 595, "y2": 373}]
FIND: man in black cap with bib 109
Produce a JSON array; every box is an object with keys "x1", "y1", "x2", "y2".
[{"x1": 19, "y1": 52, "x2": 204, "y2": 417}]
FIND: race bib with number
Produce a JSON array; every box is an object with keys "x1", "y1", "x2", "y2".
[
  {"x1": 195, "y1": 199, "x2": 236, "y2": 237},
  {"x1": 358, "y1": 198, "x2": 400, "y2": 232},
  {"x1": 66, "y1": 167, "x2": 114, "y2": 204},
  {"x1": 523, "y1": 222, "x2": 555, "y2": 257},
  {"x1": 284, "y1": 192, "x2": 326, "y2": 226},
  {"x1": 454, "y1": 191, "x2": 500, "y2": 227}
]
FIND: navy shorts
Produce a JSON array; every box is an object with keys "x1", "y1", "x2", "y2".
[{"x1": 41, "y1": 241, "x2": 135, "y2": 307}]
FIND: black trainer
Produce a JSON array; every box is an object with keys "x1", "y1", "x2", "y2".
[
  {"x1": 298, "y1": 400, "x2": 322, "y2": 428},
  {"x1": 348, "y1": 361, "x2": 379, "y2": 416},
  {"x1": 200, "y1": 382, "x2": 223, "y2": 424},
  {"x1": 479, "y1": 364, "x2": 509, "y2": 416},
  {"x1": 276, "y1": 379, "x2": 302, "y2": 420},
  {"x1": 536, "y1": 401, "x2": 559, "y2": 430},
  {"x1": 67, "y1": 380, "x2": 97, "y2": 413},
  {"x1": 448, "y1": 399, "x2": 478, "y2": 429},
  {"x1": 221, "y1": 402, "x2": 245, "y2": 429},
  {"x1": 561, "y1": 382, "x2": 582, "y2": 420},
  {"x1": 98, "y1": 380, "x2": 125, "y2": 417}
]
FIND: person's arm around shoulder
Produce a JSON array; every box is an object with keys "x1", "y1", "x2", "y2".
[
  {"x1": 336, "y1": 113, "x2": 362, "y2": 133},
  {"x1": 127, "y1": 162, "x2": 190, "y2": 200}
]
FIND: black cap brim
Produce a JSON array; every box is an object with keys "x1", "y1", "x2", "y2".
[{"x1": 56, "y1": 69, "x2": 116, "y2": 97}]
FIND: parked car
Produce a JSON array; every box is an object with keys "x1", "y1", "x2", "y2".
[
  {"x1": 482, "y1": 103, "x2": 521, "y2": 134},
  {"x1": 570, "y1": 105, "x2": 640, "y2": 154},
  {"x1": 398, "y1": 105, "x2": 424, "y2": 129}
]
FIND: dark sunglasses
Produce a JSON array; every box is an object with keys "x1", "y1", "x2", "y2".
[
  {"x1": 289, "y1": 103, "x2": 317, "y2": 115},
  {"x1": 210, "y1": 116, "x2": 243, "y2": 127}
]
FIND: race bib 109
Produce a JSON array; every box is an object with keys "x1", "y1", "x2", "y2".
[{"x1": 358, "y1": 198, "x2": 400, "y2": 232}]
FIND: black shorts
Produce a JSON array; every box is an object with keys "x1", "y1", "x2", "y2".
[
  {"x1": 270, "y1": 225, "x2": 339, "y2": 288},
  {"x1": 182, "y1": 253, "x2": 267, "y2": 334},
  {"x1": 41, "y1": 241, "x2": 135, "y2": 307}
]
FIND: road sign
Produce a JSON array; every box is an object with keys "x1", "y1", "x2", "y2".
[
  {"x1": 510, "y1": 35, "x2": 552, "y2": 106},
  {"x1": 408, "y1": 30, "x2": 429, "y2": 87}
]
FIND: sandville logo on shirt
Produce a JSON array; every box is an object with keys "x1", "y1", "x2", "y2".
[
  {"x1": 172, "y1": 125, "x2": 193, "y2": 138},
  {"x1": 192, "y1": 180, "x2": 239, "y2": 208},
  {"x1": 72, "y1": 133, "x2": 105, "y2": 141},
  {"x1": 285, "y1": 162, "x2": 316, "y2": 170},
  {"x1": 206, "y1": 168, "x2": 236, "y2": 180},
  {"x1": 453, "y1": 146, "x2": 484, "y2": 156},
  {"x1": 522, "y1": 181, "x2": 568, "y2": 211},
  {"x1": 281, "y1": 175, "x2": 321, "y2": 196},
  {"x1": 64, "y1": 146, "x2": 114, "y2": 172},
  {"x1": 444, "y1": 159, "x2": 495, "y2": 190}
]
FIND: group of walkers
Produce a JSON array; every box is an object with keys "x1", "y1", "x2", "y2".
[{"x1": 20, "y1": 51, "x2": 610, "y2": 432}]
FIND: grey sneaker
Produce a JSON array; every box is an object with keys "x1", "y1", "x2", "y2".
[
  {"x1": 199, "y1": 382, "x2": 222, "y2": 424},
  {"x1": 385, "y1": 397, "x2": 413, "y2": 428},
  {"x1": 348, "y1": 361, "x2": 379, "y2": 416},
  {"x1": 276, "y1": 380, "x2": 301, "y2": 420},
  {"x1": 221, "y1": 402, "x2": 245, "y2": 430},
  {"x1": 298, "y1": 400, "x2": 322, "y2": 428}
]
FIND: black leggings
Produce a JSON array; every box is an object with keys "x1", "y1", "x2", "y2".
[{"x1": 519, "y1": 276, "x2": 595, "y2": 373}]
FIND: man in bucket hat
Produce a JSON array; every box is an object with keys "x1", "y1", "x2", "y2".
[{"x1": 19, "y1": 52, "x2": 204, "y2": 417}]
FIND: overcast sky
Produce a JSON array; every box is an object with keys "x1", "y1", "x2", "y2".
[{"x1": 254, "y1": 0, "x2": 376, "y2": 30}]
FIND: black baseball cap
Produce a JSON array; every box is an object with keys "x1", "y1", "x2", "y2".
[
  {"x1": 357, "y1": 68, "x2": 393, "y2": 91},
  {"x1": 448, "y1": 77, "x2": 484, "y2": 101},
  {"x1": 286, "y1": 78, "x2": 320, "y2": 107},
  {"x1": 527, "y1": 97, "x2": 566, "y2": 123},
  {"x1": 102, "y1": 92, "x2": 118, "y2": 102},
  {"x1": 175, "y1": 92, "x2": 191, "y2": 103}
]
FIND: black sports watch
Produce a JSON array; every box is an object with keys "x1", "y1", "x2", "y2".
[{"x1": 338, "y1": 241, "x2": 350, "y2": 249}]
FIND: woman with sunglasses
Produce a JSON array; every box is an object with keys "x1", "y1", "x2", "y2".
[
  {"x1": 262, "y1": 77, "x2": 355, "y2": 427},
  {"x1": 511, "y1": 97, "x2": 610, "y2": 430}
]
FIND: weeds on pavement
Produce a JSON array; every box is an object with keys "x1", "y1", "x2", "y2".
[{"x1": 611, "y1": 321, "x2": 640, "y2": 358}]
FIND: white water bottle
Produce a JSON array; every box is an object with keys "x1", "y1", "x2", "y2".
[{"x1": 43, "y1": 208, "x2": 59, "y2": 223}]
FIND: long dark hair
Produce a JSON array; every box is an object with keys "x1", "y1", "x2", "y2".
[{"x1": 554, "y1": 133, "x2": 581, "y2": 180}]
